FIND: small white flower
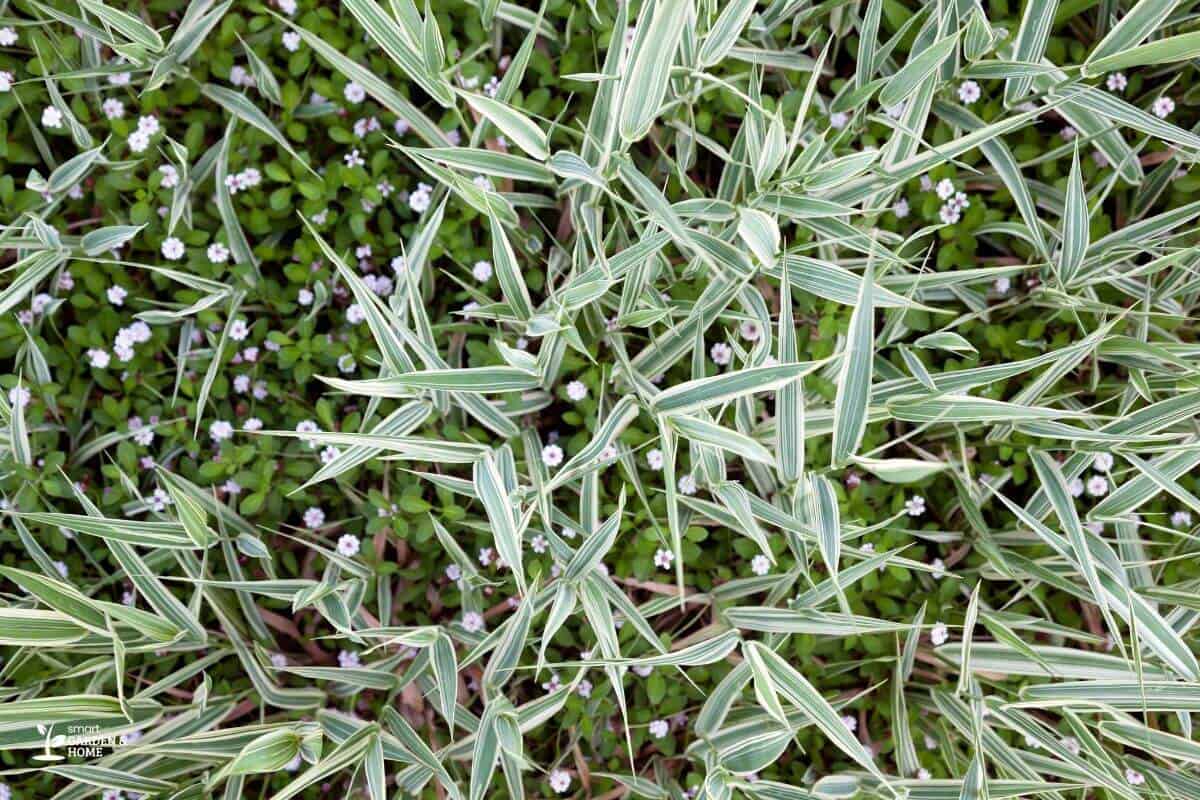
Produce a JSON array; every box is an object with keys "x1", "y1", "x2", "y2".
[
  {"x1": 648, "y1": 719, "x2": 669, "y2": 738},
  {"x1": 829, "y1": 111, "x2": 849, "y2": 129},
  {"x1": 841, "y1": 714, "x2": 857, "y2": 732},
  {"x1": 893, "y1": 197, "x2": 910, "y2": 218},
  {"x1": 1086, "y1": 475, "x2": 1108, "y2": 497},
  {"x1": 87, "y1": 349, "x2": 110, "y2": 368},
  {"x1": 229, "y1": 65, "x2": 253, "y2": 88},
  {"x1": 993, "y1": 276, "x2": 1011, "y2": 295},
  {"x1": 137, "y1": 114, "x2": 159, "y2": 136},
  {"x1": 479, "y1": 547, "x2": 494, "y2": 567},
  {"x1": 931, "y1": 558, "x2": 945, "y2": 579},
  {"x1": 462, "y1": 611, "x2": 485, "y2": 633},
  {"x1": 957, "y1": 80, "x2": 981, "y2": 104},
  {"x1": 939, "y1": 202, "x2": 961, "y2": 225},
  {"x1": 296, "y1": 420, "x2": 320, "y2": 445},
  {"x1": 566, "y1": 380, "x2": 587, "y2": 402},
  {"x1": 338, "y1": 650, "x2": 361, "y2": 668},
  {"x1": 53, "y1": 560, "x2": 68, "y2": 578},
  {"x1": 228, "y1": 318, "x2": 249, "y2": 341},
  {"x1": 209, "y1": 420, "x2": 234, "y2": 441},
  {"x1": 739, "y1": 321, "x2": 760, "y2": 341},
  {"x1": 159, "y1": 164, "x2": 179, "y2": 188},
  {"x1": 133, "y1": 425, "x2": 154, "y2": 446},
  {"x1": 409, "y1": 184, "x2": 432, "y2": 213},
  {"x1": 654, "y1": 548, "x2": 674, "y2": 570},
  {"x1": 346, "y1": 304, "x2": 366, "y2": 324},
  {"x1": 102, "y1": 97, "x2": 124, "y2": 118},
  {"x1": 445, "y1": 563, "x2": 462, "y2": 581},
  {"x1": 472, "y1": 260, "x2": 493, "y2": 282},
  {"x1": 337, "y1": 353, "x2": 356, "y2": 373},
  {"x1": 207, "y1": 242, "x2": 230, "y2": 263},
  {"x1": 1068, "y1": 477, "x2": 1085, "y2": 497},
  {"x1": 530, "y1": 534, "x2": 548, "y2": 554},
  {"x1": 905, "y1": 495, "x2": 926, "y2": 517},
  {"x1": 542, "y1": 444, "x2": 564, "y2": 467},
  {"x1": 107, "y1": 285, "x2": 128, "y2": 306},
  {"x1": 1153, "y1": 96, "x2": 1175, "y2": 119},
  {"x1": 297, "y1": 288, "x2": 314, "y2": 306},
  {"x1": 917, "y1": 768, "x2": 932, "y2": 781},
  {"x1": 344, "y1": 149, "x2": 365, "y2": 168},
  {"x1": 353, "y1": 116, "x2": 380, "y2": 138},
  {"x1": 278, "y1": 0, "x2": 297, "y2": 14},
  {"x1": 1061, "y1": 125, "x2": 1077, "y2": 141},
  {"x1": 244, "y1": 417, "x2": 263, "y2": 431},
  {"x1": 337, "y1": 534, "x2": 361, "y2": 557},
  {"x1": 161, "y1": 237, "x2": 185, "y2": 260},
  {"x1": 1093, "y1": 452, "x2": 1114, "y2": 472},
  {"x1": 931, "y1": 622, "x2": 949, "y2": 646},
  {"x1": 0, "y1": 27, "x2": 17, "y2": 46},
  {"x1": 560, "y1": 527, "x2": 577, "y2": 540},
  {"x1": 549, "y1": 769, "x2": 571, "y2": 794},
  {"x1": 1125, "y1": 768, "x2": 1145, "y2": 786},
  {"x1": 1171, "y1": 510, "x2": 1193, "y2": 529},
  {"x1": 239, "y1": 168, "x2": 262, "y2": 189},
  {"x1": 149, "y1": 487, "x2": 172, "y2": 513},
  {"x1": 41, "y1": 106, "x2": 63, "y2": 129},
  {"x1": 1061, "y1": 736, "x2": 1081, "y2": 756},
  {"x1": 282, "y1": 31, "x2": 301, "y2": 52},
  {"x1": 344, "y1": 81, "x2": 366, "y2": 104},
  {"x1": 303, "y1": 506, "x2": 325, "y2": 529},
  {"x1": 678, "y1": 475, "x2": 697, "y2": 495},
  {"x1": 646, "y1": 449, "x2": 664, "y2": 470},
  {"x1": 1106, "y1": 72, "x2": 1127, "y2": 92},
  {"x1": 577, "y1": 679, "x2": 593, "y2": 697},
  {"x1": 935, "y1": 178, "x2": 955, "y2": 199},
  {"x1": 751, "y1": 554, "x2": 770, "y2": 576},
  {"x1": 710, "y1": 342, "x2": 732, "y2": 366}
]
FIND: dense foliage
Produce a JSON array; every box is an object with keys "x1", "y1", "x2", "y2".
[{"x1": 1, "y1": 0, "x2": 1200, "y2": 798}]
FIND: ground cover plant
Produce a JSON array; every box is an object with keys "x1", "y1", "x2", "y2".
[{"x1": 1, "y1": 0, "x2": 1200, "y2": 797}]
